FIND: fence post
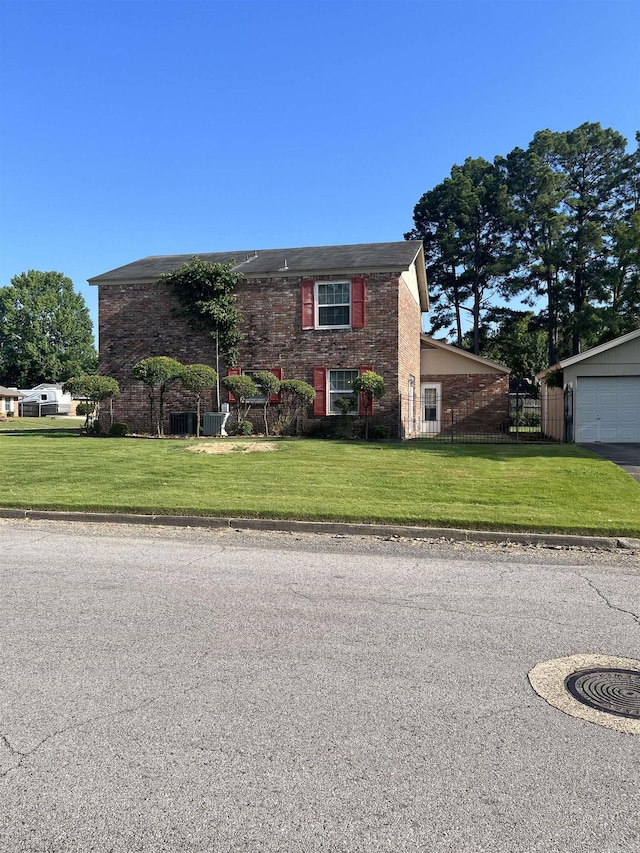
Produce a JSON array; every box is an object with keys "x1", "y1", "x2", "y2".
[{"x1": 515, "y1": 391, "x2": 520, "y2": 443}]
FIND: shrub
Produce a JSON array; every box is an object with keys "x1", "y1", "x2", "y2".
[
  {"x1": 369, "y1": 424, "x2": 391, "y2": 440},
  {"x1": 109, "y1": 422, "x2": 128, "y2": 437},
  {"x1": 89, "y1": 420, "x2": 102, "y2": 435},
  {"x1": 230, "y1": 418, "x2": 253, "y2": 436}
]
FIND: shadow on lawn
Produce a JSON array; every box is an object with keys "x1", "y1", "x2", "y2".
[
  {"x1": 0, "y1": 428, "x2": 83, "y2": 438},
  {"x1": 376, "y1": 439, "x2": 597, "y2": 460}
]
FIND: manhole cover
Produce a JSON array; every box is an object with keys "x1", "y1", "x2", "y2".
[
  {"x1": 565, "y1": 668, "x2": 640, "y2": 719},
  {"x1": 528, "y1": 654, "x2": 640, "y2": 735}
]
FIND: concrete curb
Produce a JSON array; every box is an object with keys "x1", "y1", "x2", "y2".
[{"x1": 0, "y1": 507, "x2": 634, "y2": 550}]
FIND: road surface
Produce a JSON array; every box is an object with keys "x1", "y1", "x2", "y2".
[{"x1": 1, "y1": 519, "x2": 639, "y2": 852}]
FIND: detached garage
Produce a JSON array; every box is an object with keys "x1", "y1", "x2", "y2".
[{"x1": 540, "y1": 328, "x2": 640, "y2": 443}]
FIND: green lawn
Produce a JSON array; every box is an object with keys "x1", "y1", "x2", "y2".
[{"x1": 1, "y1": 420, "x2": 639, "y2": 535}]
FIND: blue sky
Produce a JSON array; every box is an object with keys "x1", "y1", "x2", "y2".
[{"x1": 1, "y1": 0, "x2": 638, "y2": 341}]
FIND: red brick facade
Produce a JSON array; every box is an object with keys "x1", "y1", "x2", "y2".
[
  {"x1": 419, "y1": 373, "x2": 510, "y2": 435},
  {"x1": 98, "y1": 271, "x2": 423, "y2": 436}
]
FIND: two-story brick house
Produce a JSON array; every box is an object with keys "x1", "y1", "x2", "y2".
[{"x1": 89, "y1": 241, "x2": 429, "y2": 436}]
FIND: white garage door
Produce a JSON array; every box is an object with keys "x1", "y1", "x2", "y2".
[{"x1": 576, "y1": 376, "x2": 640, "y2": 442}]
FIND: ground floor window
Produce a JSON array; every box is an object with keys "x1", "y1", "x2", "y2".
[
  {"x1": 241, "y1": 370, "x2": 268, "y2": 403},
  {"x1": 328, "y1": 369, "x2": 359, "y2": 415}
]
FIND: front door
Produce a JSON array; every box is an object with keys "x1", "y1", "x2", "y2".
[{"x1": 420, "y1": 382, "x2": 441, "y2": 436}]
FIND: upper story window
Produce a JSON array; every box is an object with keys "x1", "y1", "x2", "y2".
[
  {"x1": 301, "y1": 277, "x2": 366, "y2": 331},
  {"x1": 317, "y1": 282, "x2": 351, "y2": 328}
]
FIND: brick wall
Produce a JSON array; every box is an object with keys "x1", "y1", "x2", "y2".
[
  {"x1": 421, "y1": 373, "x2": 510, "y2": 435},
  {"x1": 99, "y1": 271, "x2": 419, "y2": 435}
]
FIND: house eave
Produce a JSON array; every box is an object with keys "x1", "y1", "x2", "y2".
[
  {"x1": 420, "y1": 334, "x2": 511, "y2": 373},
  {"x1": 556, "y1": 327, "x2": 640, "y2": 370}
]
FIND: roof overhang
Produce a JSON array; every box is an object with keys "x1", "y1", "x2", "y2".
[{"x1": 421, "y1": 334, "x2": 510, "y2": 373}]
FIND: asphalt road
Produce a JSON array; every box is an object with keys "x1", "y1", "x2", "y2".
[{"x1": 1, "y1": 520, "x2": 639, "y2": 853}]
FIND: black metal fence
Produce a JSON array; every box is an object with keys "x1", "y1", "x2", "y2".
[{"x1": 402, "y1": 390, "x2": 567, "y2": 443}]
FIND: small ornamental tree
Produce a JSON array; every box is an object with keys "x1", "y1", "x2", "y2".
[
  {"x1": 131, "y1": 356, "x2": 183, "y2": 436},
  {"x1": 63, "y1": 374, "x2": 120, "y2": 428},
  {"x1": 352, "y1": 370, "x2": 386, "y2": 440},
  {"x1": 179, "y1": 364, "x2": 217, "y2": 437},
  {"x1": 251, "y1": 370, "x2": 281, "y2": 435},
  {"x1": 220, "y1": 374, "x2": 258, "y2": 428},
  {"x1": 334, "y1": 395, "x2": 357, "y2": 439},
  {"x1": 279, "y1": 379, "x2": 315, "y2": 435}
]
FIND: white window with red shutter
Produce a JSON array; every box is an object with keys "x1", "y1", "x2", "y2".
[
  {"x1": 302, "y1": 278, "x2": 366, "y2": 330},
  {"x1": 313, "y1": 366, "x2": 375, "y2": 416}
]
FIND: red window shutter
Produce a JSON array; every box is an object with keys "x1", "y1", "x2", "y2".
[
  {"x1": 351, "y1": 277, "x2": 366, "y2": 328},
  {"x1": 313, "y1": 367, "x2": 327, "y2": 416},
  {"x1": 301, "y1": 279, "x2": 315, "y2": 330},
  {"x1": 359, "y1": 365, "x2": 373, "y2": 416},
  {"x1": 227, "y1": 367, "x2": 241, "y2": 403},
  {"x1": 269, "y1": 367, "x2": 283, "y2": 403}
]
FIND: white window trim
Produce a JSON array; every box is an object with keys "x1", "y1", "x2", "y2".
[
  {"x1": 315, "y1": 280, "x2": 351, "y2": 330},
  {"x1": 328, "y1": 368, "x2": 359, "y2": 416}
]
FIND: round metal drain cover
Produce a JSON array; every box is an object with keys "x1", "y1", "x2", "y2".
[{"x1": 565, "y1": 668, "x2": 640, "y2": 719}]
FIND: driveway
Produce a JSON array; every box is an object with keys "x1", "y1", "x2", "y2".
[{"x1": 581, "y1": 442, "x2": 640, "y2": 483}]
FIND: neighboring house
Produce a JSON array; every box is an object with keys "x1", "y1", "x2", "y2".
[
  {"x1": 89, "y1": 242, "x2": 429, "y2": 436},
  {"x1": 18, "y1": 383, "x2": 73, "y2": 417},
  {"x1": 538, "y1": 328, "x2": 640, "y2": 443},
  {"x1": 0, "y1": 386, "x2": 23, "y2": 417},
  {"x1": 419, "y1": 335, "x2": 511, "y2": 436}
]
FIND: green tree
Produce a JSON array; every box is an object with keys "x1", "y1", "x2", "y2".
[
  {"x1": 407, "y1": 158, "x2": 521, "y2": 354},
  {"x1": 352, "y1": 370, "x2": 386, "y2": 440},
  {"x1": 0, "y1": 270, "x2": 97, "y2": 387},
  {"x1": 539, "y1": 123, "x2": 636, "y2": 354},
  {"x1": 132, "y1": 357, "x2": 183, "y2": 436},
  {"x1": 480, "y1": 309, "x2": 547, "y2": 379},
  {"x1": 499, "y1": 143, "x2": 567, "y2": 365},
  {"x1": 179, "y1": 364, "x2": 217, "y2": 437},
  {"x1": 161, "y1": 258, "x2": 243, "y2": 408},
  {"x1": 278, "y1": 379, "x2": 315, "y2": 435},
  {"x1": 220, "y1": 374, "x2": 258, "y2": 427},
  {"x1": 63, "y1": 374, "x2": 120, "y2": 428},
  {"x1": 251, "y1": 370, "x2": 281, "y2": 436}
]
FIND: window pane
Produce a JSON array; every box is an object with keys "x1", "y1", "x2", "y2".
[
  {"x1": 329, "y1": 370, "x2": 359, "y2": 391},
  {"x1": 316, "y1": 282, "x2": 351, "y2": 327},
  {"x1": 317, "y1": 282, "x2": 349, "y2": 305},
  {"x1": 424, "y1": 388, "x2": 437, "y2": 421},
  {"x1": 328, "y1": 369, "x2": 359, "y2": 415},
  {"x1": 319, "y1": 305, "x2": 350, "y2": 327}
]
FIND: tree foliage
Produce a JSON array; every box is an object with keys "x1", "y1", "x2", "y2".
[
  {"x1": 63, "y1": 374, "x2": 120, "y2": 427},
  {"x1": 406, "y1": 158, "x2": 521, "y2": 354},
  {"x1": 0, "y1": 270, "x2": 97, "y2": 387},
  {"x1": 179, "y1": 363, "x2": 217, "y2": 437},
  {"x1": 352, "y1": 370, "x2": 386, "y2": 440},
  {"x1": 251, "y1": 370, "x2": 281, "y2": 435},
  {"x1": 277, "y1": 379, "x2": 315, "y2": 435},
  {"x1": 220, "y1": 374, "x2": 259, "y2": 424},
  {"x1": 407, "y1": 123, "x2": 640, "y2": 367},
  {"x1": 162, "y1": 257, "x2": 243, "y2": 385},
  {"x1": 132, "y1": 356, "x2": 183, "y2": 436}
]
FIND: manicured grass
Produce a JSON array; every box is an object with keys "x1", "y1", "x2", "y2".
[
  {"x1": 0, "y1": 416, "x2": 85, "y2": 433},
  {"x1": 2, "y1": 429, "x2": 639, "y2": 536}
]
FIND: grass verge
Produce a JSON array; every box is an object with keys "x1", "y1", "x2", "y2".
[{"x1": 1, "y1": 427, "x2": 639, "y2": 536}]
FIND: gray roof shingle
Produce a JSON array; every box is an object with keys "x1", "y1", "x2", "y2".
[{"x1": 88, "y1": 241, "x2": 425, "y2": 284}]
